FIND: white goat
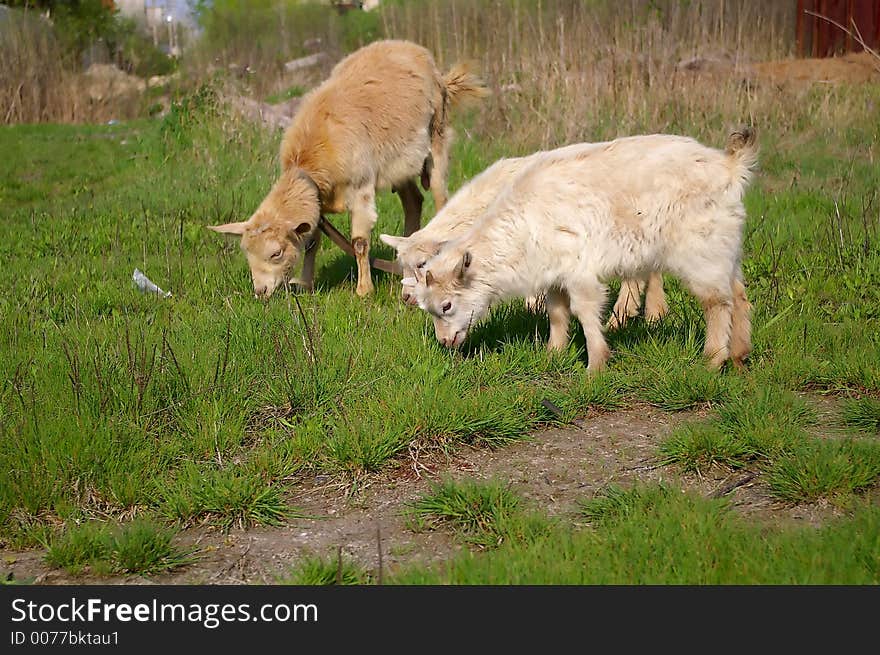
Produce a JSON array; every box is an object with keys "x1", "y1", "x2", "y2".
[
  {"x1": 399, "y1": 129, "x2": 757, "y2": 371},
  {"x1": 381, "y1": 151, "x2": 668, "y2": 322}
]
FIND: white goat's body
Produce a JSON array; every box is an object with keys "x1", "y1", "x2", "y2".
[
  {"x1": 388, "y1": 156, "x2": 530, "y2": 273},
  {"x1": 476, "y1": 136, "x2": 747, "y2": 297},
  {"x1": 415, "y1": 131, "x2": 756, "y2": 370},
  {"x1": 386, "y1": 149, "x2": 667, "y2": 317}
]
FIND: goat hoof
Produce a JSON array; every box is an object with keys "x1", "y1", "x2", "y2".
[{"x1": 645, "y1": 302, "x2": 670, "y2": 324}]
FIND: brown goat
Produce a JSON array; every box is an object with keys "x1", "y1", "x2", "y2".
[{"x1": 208, "y1": 39, "x2": 488, "y2": 298}]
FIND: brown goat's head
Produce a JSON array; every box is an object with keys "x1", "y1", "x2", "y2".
[{"x1": 208, "y1": 170, "x2": 320, "y2": 299}]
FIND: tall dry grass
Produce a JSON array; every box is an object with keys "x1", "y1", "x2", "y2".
[
  {"x1": 376, "y1": 0, "x2": 814, "y2": 150},
  {"x1": 1, "y1": 8, "x2": 144, "y2": 125}
]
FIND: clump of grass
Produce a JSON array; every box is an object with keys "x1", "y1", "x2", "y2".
[
  {"x1": 660, "y1": 422, "x2": 756, "y2": 472},
  {"x1": 718, "y1": 388, "x2": 816, "y2": 436},
  {"x1": 842, "y1": 397, "x2": 880, "y2": 434},
  {"x1": 539, "y1": 372, "x2": 627, "y2": 422},
  {"x1": 279, "y1": 554, "x2": 372, "y2": 585},
  {"x1": 643, "y1": 365, "x2": 728, "y2": 411},
  {"x1": 579, "y1": 484, "x2": 709, "y2": 527},
  {"x1": 661, "y1": 388, "x2": 817, "y2": 473},
  {"x1": 45, "y1": 522, "x2": 113, "y2": 575},
  {"x1": 45, "y1": 519, "x2": 196, "y2": 576},
  {"x1": 393, "y1": 489, "x2": 880, "y2": 584},
  {"x1": 407, "y1": 478, "x2": 521, "y2": 547},
  {"x1": 111, "y1": 519, "x2": 197, "y2": 575},
  {"x1": 767, "y1": 439, "x2": 880, "y2": 504},
  {"x1": 157, "y1": 467, "x2": 294, "y2": 530},
  {"x1": 265, "y1": 85, "x2": 305, "y2": 104}
]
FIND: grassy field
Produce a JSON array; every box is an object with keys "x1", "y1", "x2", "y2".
[{"x1": 2, "y1": 44, "x2": 880, "y2": 581}]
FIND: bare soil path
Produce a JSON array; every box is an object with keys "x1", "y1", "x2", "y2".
[{"x1": 2, "y1": 403, "x2": 844, "y2": 585}]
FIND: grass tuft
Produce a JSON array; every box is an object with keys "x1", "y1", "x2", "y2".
[
  {"x1": 661, "y1": 388, "x2": 819, "y2": 473},
  {"x1": 643, "y1": 365, "x2": 728, "y2": 411},
  {"x1": 157, "y1": 467, "x2": 294, "y2": 530},
  {"x1": 407, "y1": 478, "x2": 521, "y2": 547},
  {"x1": 44, "y1": 519, "x2": 196, "y2": 576},
  {"x1": 660, "y1": 422, "x2": 755, "y2": 472},
  {"x1": 394, "y1": 488, "x2": 880, "y2": 584},
  {"x1": 842, "y1": 397, "x2": 880, "y2": 434},
  {"x1": 279, "y1": 555, "x2": 372, "y2": 585},
  {"x1": 767, "y1": 439, "x2": 880, "y2": 504}
]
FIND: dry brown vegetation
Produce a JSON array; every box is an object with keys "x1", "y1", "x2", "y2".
[
  {"x1": 6, "y1": 0, "x2": 879, "y2": 136},
  {"x1": 379, "y1": 0, "x2": 805, "y2": 150},
  {"x1": 1, "y1": 9, "x2": 145, "y2": 124}
]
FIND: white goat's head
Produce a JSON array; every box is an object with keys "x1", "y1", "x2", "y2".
[{"x1": 410, "y1": 246, "x2": 491, "y2": 348}]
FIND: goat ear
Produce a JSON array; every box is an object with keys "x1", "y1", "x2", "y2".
[
  {"x1": 425, "y1": 270, "x2": 434, "y2": 286},
  {"x1": 207, "y1": 221, "x2": 248, "y2": 236},
  {"x1": 289, "y1": 221, "x2": 313, "y2": 240},
  {"x1": 380, "y1": 234, "x2": 409, "y2": 251},
  {"x1": 456, "y1": 251, "x2": 472, "y2": 279}
]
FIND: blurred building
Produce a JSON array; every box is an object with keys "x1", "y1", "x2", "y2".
[{"x1": 796, "y1": 0, "x2": 880, "y2": 56}]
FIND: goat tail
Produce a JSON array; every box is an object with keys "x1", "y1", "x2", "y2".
[
  {"x1": 442, "y1": 62, "x2": 490, "y2": 108},
  {"x1": 725, "y1": 126, "x2": 758, "y2": 187},
  {"x1": 726, "y1": 126, "x2": 759, "y2": 170}
]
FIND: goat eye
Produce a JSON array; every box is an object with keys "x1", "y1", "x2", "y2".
[
  {"x1": 270, "y1": 250, "x2": 283, "y2": 260},
  {"x1": 417, "y1": 261, "x2": 426, "y2": 269},
  {"x1": 442, "y1": 301, "x2": 452, "y2": 314}
]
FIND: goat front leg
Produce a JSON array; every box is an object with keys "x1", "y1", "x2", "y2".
[
  {"x1": 569, "y1": 282, "x2": 611, "y2": 373},
  {"x1": 350, "y1": 185, "x2": 378, "y2": 297},
  {"x1": 297, "y1": 230, "x2": 321, "y2": 292}
]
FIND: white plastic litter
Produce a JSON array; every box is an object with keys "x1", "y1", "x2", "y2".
[{"x1": 132, "y1": 268, "x2": 171, "y2": 298}]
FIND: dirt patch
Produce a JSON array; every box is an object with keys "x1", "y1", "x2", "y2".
[
  {"x1": 0, "y1": 403, "x2": 856, "y2": 585},
  {"x1": 750, "y1": 51, "x2": 880, "y2": 86},
  {"x1": 676, "y1": 50, "x2": 880, "y2": 87}
]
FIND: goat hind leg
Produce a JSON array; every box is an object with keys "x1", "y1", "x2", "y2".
[
  {"x1": 546, "y1": 288, "x2": 571, "y2": 351},
  {"x1": 298, "y1": 230, "x2": 321, "y2": 292},
  {"x1": 569, "y1": 284, "x2": 611, "y2": 373},
  {"x1": 607, "y1": 277, "x2": 645, "y2": 330},
  {"x1": 697, "y1": 289, "x2": 734, "y2": 370},
  {"x1": 395, "y1": 179, "x2": 423, "y2": 237},
  {"x1": 428, "y1": 127, "x2": 451, "y2": 210},
  {"x1": 644, "y1": 271, "x2": 669, "y2": 323},
  {"x1": 729, "y1": 270, "x2": 752, "y2": 368}
]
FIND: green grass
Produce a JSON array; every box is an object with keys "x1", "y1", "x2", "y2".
[
  {"x1": 842, "y1": 397, "x2": 880, "y2": 434},
  {"x1": 156, "y1": 466, "x2": 295, "y2": 529},
  {"x1": 265, "y1": 85, "x2": 305, "y2": 105},
  {"x1": 44, "y1": 519, "x2": 196, "y2": 576},
  {"x1": 767, "y1": 439, "x2": 880, "y2": 503},
  {"x1": 279, "y1": 554, "x2": 372, "y2": 585},
  {"x1": 661, "y1": 387, "x2": 817, "y2": 472},
  {"x1": 407, "y1": 478, "x2": 522, "y2": 547},
  {"x1": 1, "y1": 78, "x2": 879, "y2": 583},
  {"x1": 392, "y1": 484, "x2": 880, "y2": 584},
  {"x1": 659, "y1": 387, "x2": 880, "y2": 505}
]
